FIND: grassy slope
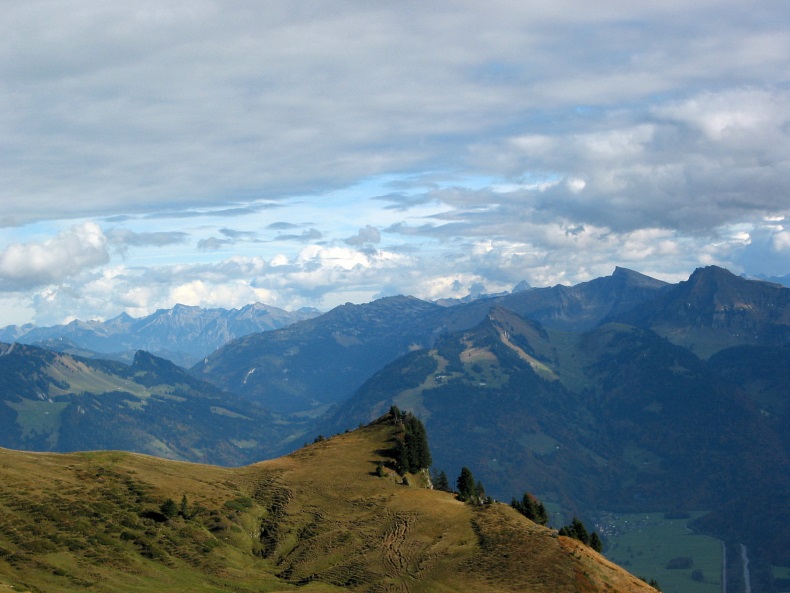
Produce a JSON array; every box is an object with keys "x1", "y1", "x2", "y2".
[{"x1": 0, "y1": 420, "x2": 657, "y2": 593}]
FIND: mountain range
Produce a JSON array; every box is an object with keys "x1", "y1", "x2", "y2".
[
  {"x1": 324, "y1": 303, "x2": 789, "y2": 567},
  {"x1": 193, "y1": 266, "x2": 671, "y2": 415},
  {"x1": 1, "y1": 265, "x2": 789, "y2": 587},
  {"x1": 0, "y1": 343, "x2": 296, "y2": 465},
  {"x1": 0, "y1": 302, "x2": 320, "y2": 368}
]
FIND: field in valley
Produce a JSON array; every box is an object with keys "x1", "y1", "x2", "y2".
[{"x1": 600, "y1": 511, "x2": 722, "y2": 593}]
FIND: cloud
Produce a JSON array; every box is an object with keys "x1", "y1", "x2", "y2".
[
  {"x1": 2, "y1": 2, "x2": 790, "y2": 324},
  {"x1": 197, "y1": 237, "x2": 232, "y2": 251},
  {"x1": 774, "y1": 231, "x2": 790, "y2": 252},
  {"x1": 344, "y1": 225, "x2": 381, "y2": 246},
  {"x1": 107, "y1": 229, "x2": 189, "y2": 253},
  {"x1": 375, "y1": 192, "x2": 440, "y2": 212},
  {"x1": 141, "y1": 205, "x2": 280, "y2": 220},
  {"x1": 219, "y1": 228, "x2": 257, "y2": 240},
  {"x1": 273, "y1": 228, "x2": 323, "y2": 242},
  {"x1": 267, "y1": 222, "x2": 300, "y2": 230},
  {"x1": 3, "y1": 2, "x2": 786, "y2": 228},
  {"x1": 0, "y1": 222, "x2": 109, "y2": 291},
  {"x1": 197, "y1": 228, "x2": 260, "y2": 251},
  {"x1": 454, "y1": 87, "x2": 790, "y2": 236}
]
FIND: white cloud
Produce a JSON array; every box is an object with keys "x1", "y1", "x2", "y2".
[
  {"x1": 168, "y1": 280, "x2": 274, "y2": 310},
  {"x1": 0, "y1": 222, "x2": 109, "y2": 290},
  {"x1": 566, "y1": 178, "x2": 586, "y2": 193},
  {"x1": 773, "y1": 231, "x2": 790, "y2": 252},
  {"x1": 0, "y1": 1, "x2": 789, "y2": 324}
]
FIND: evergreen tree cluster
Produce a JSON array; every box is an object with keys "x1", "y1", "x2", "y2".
[
  {"x1": 510, "y1": 492, "x2": 549, "y2": 525},
  {"x1": 390, "y1": 406, "x2": 432, "y2": 473},
  {"x1": 558, "y1": 517, "x2": 603, "y2": 552},
  {"x1": 455, "y1": 466, "x2": 489, "y2": 504}
]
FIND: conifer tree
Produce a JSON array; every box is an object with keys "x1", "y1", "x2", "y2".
[
  {"x1": 160, "y1": 498, "x2": 178, "y2": 519},
  {"x1": 590, "y1": 531, "x2": 603, "y2": 553},
  {"x1": 511, "y1": 492, "x2": 549, "y2": 526},
  {"x1": 571, "y1": 517, "x2": 590, "y2": 545},
  {"x1": 558, "y1": 517, "x2": 599, "y2": 549},
  {"x1": 432, "y1": 469, "x2": 451, "y2": 492},
  {"x1": 474, "y1": 481, "x2": 485, "y2": 501},
  {"x1": 535, "y1": 501, "x2": 549, "y2": 526},
  {"x1": 456, "y1": 467, "x2": 476, "y2": 501}
]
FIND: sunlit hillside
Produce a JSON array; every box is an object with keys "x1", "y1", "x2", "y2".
[{"x1": 0, "y1": 414, "x2": 656, "y2": 593}]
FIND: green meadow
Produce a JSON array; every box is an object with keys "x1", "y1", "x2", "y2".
[
  {"x1": 774, "y1": 564, "x2": 790, "y2": 593},
  {"x1": 600, "y1": 511, "x2": 722, "y2": 593}
]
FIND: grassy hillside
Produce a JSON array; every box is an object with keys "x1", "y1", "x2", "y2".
[
  {"x1": 325, "y1": 308, "x2": 790, "y2": 572},
  {"x1": 0, "y1": 345, "x2": 295, "y2": 465},
  {"x1": 0, "y1": 416, "x2": 656, "y2": 593}
]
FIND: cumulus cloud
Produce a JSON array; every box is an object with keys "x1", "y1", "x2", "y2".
[
  {"x1": 0, "y1": 222, "x2": 109, "y2": 291},
  {"x1": 774, "y1": 231, "x2": 790, "y2": 252},
  {"x1": 445, "y1": 87, "x2": 790, "y2": 241}
]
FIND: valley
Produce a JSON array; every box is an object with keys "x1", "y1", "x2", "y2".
[{"x1": 1, "y1": 266, "x2": 789, "y2": 590}]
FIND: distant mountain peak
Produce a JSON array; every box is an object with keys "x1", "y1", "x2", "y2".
[
  {"x1": 131, "y1": 349, "x2": 182, "y2": 374},
  {"x1": 612, "y1": 265, "x2": 790, "y2": 357},
  {"x1": 683, "y1": 265, "x2": 782, "y2": 292},
  {"x1": 107, "y1": 311, "x2": 134, "y2": 322},
  {"x1": 512, "y1": 280, "x2": 532, "y2": 293},
  {"x1": 687, "y1": 264, "x2": 735, "y2": 281},
  {"x1": 0, "y1": 303, "x2": 320, "y2": 367},
  {"x1": 168, "y1": 303, "x2": 204, "y2": 315}
]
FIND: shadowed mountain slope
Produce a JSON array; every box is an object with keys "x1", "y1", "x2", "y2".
[
  {"x1": 0, "y1": 415, "x2": 656, "y2": 593},
  {"x1": 192, "y1": 296, "x2": 448, "y2": 414},
  {"x1": 324, "y1": 308, "x2": 790, "y2": 566},
  {"x1": 193, "y1": 269, "x2": 668, "y2": 415},
  {"x1": 611, "y1": 265, "x2": 790, "y2": 357},
  {"x1": 493, "y1": 266, "x2": 670, "y2": 331},
  {"x1": 0, "y1": 343, "x2": 289, "y2": 465}
]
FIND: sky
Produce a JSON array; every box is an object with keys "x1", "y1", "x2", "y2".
[{"x1": 1, "y1": 1, "x2": 789, "y2": 326}]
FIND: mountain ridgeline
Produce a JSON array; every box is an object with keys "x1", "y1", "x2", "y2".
[
  {"x1": 192, "y1": 295, "x2": 449, "y2": 414},
  {"x1": 192, "y1": 267, "x2": 671, "y2": 414},
  {"x1": 0, "y1": 344, "x2": 292, "y2": 465},
  {"x1": 0, "y1": 415, "x2": 658, "y2": 593},
  {"x1": 0, "y1": 302, "x2": 319, "y2": 367},
  {"x1": 2, "y1": 265, "x2": 790, "y2": 578}
]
